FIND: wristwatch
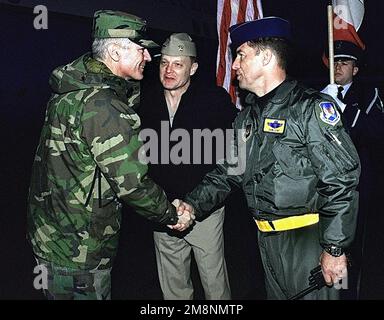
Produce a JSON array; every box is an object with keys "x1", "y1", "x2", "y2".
[{"x1": 323, "y1": 245, "x2": 344, "y2": 257}]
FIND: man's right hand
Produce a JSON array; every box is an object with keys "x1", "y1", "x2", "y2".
[
  {"x1": 320, "y1": 250, "x2": 348, "y2": 286},
  {"x1": 167, "y1": 199, "x2": 196, "y2": 231}
]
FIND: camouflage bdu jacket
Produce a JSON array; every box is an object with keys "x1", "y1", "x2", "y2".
[{"x1": 28, "y1": 53, "x2": 178, "y2": 270}]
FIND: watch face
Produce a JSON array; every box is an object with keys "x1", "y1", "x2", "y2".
[{"x1": 326, "y1": 245, "x2": 343, "y2": 257}]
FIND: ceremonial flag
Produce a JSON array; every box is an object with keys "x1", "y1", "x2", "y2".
[{"x1": 332, "y1": 0, "x2": 365, "y2": 48}]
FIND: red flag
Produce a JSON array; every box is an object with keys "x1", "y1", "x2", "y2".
[
  {"x1": 323, "y1": 0, "x2": 365, "y2": 66},
  {"x1": 333, "y1": 0, "x2": 365, "y2": 49},
  {"x1": 216, "y1": 0, "x2": 263, "y2": 108}
]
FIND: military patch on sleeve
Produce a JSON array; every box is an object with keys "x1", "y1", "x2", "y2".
[
  {"x1": 263, "y1": 118, "x2": 286, "y2": 134},
  {"x1": 319, "y1": 101, "x2": 340, "y2": 126}
]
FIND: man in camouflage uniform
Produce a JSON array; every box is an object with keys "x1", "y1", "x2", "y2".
[{"x1": 27, "y1": 10, "x2": 193, "y2": 300}]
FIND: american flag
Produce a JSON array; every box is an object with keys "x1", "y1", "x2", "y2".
[{"x1": 216, "y1": 0, "x2": 263, "y2": 108}]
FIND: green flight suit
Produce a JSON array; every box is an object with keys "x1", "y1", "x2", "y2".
[{"x1": 185, "y1": 79, "x2": 360, "y2": 299}]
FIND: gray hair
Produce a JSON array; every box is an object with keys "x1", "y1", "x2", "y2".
[{"x1": 92, "y1": 38, "x2": 133, "y2": 61}]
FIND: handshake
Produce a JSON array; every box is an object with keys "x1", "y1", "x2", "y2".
[{"x1": 168, "y1": 199, "x2": 196, "y2": 232}]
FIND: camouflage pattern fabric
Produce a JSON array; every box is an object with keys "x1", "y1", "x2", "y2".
[
  {"x1": 28, "y1": 53, "x2": 178, "y2": 271},
  {"x1": 37, "y1": 258, "x2": 111, "y2": 300},
  {"x1": 92, "y1": 10, "x2": 159, "y2": 48}
]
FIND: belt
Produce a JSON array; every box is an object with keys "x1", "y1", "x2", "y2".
[{"x1": 254, "y1": 213, "x2": 319, "y2": 232}]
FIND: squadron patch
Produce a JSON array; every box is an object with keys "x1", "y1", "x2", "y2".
[
  {"x1": 263, "y1": 118, "x2": 286, "y2": 134},
  {"x1": 319, "y1": 101, "x2": 340, "y2": 126},
  {"x1": 242, "y1": 123, "x2": 253, "y2": 142}
]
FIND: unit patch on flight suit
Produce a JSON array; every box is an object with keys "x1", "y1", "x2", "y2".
[
  {"x1": 263, "y1": 118, "x2": 286, "y2": 134},
  {"x1": 319, "y1": 101, "x2": 340, "y2": 126}
]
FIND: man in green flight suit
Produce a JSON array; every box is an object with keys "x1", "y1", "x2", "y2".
[
  {"x1": 27, "y1": 10, "x2": 194, "y2": 300},
  {"x1": 178, "y1": 17, "x2": 361, "y2": 299}
]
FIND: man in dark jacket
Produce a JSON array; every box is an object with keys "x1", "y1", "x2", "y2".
[
  {"x1": 138, "y1": 33, "x2": 236, "y2": 299},
  {"x1": 322, "y1": 40, "x2": 384, "y2": 299},
  {"x1": 179, "y1": 17, "x2": 361, "y2": 300},
  {"x1": 27, "y1": 10, "x2": 193, "y2": 300}
]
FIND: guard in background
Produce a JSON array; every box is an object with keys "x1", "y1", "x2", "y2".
[{"x1": 322, "y1": 40, "x2": 384, "y2": 299}]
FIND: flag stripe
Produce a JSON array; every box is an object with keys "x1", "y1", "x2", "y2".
[
  {"x1": 216, "y1": 0, "x2": 232, "y2": 87},
  {"x1": 222, "y1": 0, "x2": 239, "y2": 91},
  {"x1": 238, "y1": 0, "x2": 247, "y2": 22},
  {"x1": 254, "y1": 0, "x2": 262, "y2": 19}
]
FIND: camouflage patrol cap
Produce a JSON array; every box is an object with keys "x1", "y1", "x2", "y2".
[
  {"x1": 161, "y1": 33, "x2": 197, "y2": 57},
  {"x1": 92, "y1": 10, "x2": 159, "y2": 48}
]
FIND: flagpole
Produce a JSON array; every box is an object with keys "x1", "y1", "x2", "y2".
[{"x1": 327, "y1": 0, "x2": 335, "y2": 84}]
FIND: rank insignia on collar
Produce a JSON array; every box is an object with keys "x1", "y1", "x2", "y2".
[
  {"x1": 263, "y1": 118, "x2": 286, "y2": 134},
  {"x1": 242, "y1": 123, "x2": 253, "y2": 142},
  {"x1": 319, "y1": 101, "x2": 340, "y2": 126}
]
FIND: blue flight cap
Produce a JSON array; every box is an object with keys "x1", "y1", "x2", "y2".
[{"x1": 229, "y1": 16, "x2": 291, "y2": 49}]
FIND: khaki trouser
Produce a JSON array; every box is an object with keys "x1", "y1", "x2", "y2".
[{"x1": 154, "y1": 206, "x2": 231, "y2": 300}]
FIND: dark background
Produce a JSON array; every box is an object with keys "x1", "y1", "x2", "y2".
[{"x1": 1, "y1": 0, "x2": 383, "y2": 299}]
